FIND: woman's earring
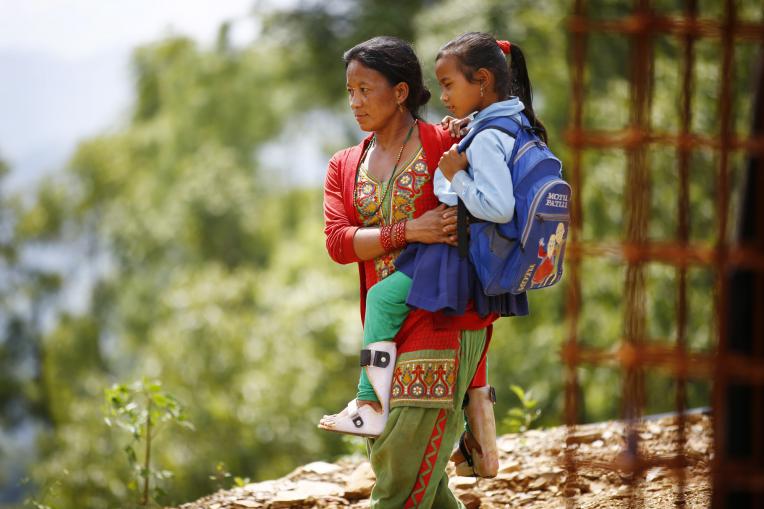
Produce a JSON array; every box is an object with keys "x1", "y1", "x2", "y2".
[
  {"x1": 480, "y1": 84, "x2": 484, "y2": 97},
  {"x1": 398, "y1": 103, "x2": 404, "y2": 113}
]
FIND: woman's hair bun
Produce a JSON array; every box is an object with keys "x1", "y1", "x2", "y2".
[{"x1": 419, "y1": 88, "x2": 432, "y2": 107}]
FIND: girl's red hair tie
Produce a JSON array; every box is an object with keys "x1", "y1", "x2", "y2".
[{"x1": 496, "y1": 40, "x2": 511, "y2": 54}]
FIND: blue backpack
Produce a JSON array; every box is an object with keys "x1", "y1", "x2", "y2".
[{"x1": 456, "y1": 113, "x2": 571, "y2": 296}]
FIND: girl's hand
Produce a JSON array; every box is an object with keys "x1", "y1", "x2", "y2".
[
  {"x1": 438, "y1": 144, "x2": 468, "y2": 181},
  {"x1": 440, "y1": 115, "x2": 470, "y2": 138},
  {"x1": 406, "y1": 204, "x2": 458, "y2": 246}
]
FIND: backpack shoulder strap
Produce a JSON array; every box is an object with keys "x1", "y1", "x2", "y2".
[{"x1": 457, "y1": 115, "x2": 523, "y2": 154}]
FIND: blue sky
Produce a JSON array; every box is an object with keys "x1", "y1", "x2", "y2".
[
  {"x1": 0, "y1": 0, "x2": 259, "y2": 60},
  {"x1": 0, "y1": 0, "x2": 268, "y2": 191}
]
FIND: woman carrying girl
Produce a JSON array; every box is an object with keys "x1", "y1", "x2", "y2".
[{"x1": 321, "y1": 33, "x2": 546, "y2": 506}]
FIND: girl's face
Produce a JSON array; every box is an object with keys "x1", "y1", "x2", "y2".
[
  {"x1": 436, "y1": 55, "x2": 482, "y2": 119},
  {"x1": 346, "y1": 60, "x2": 401, "y2": 132}
]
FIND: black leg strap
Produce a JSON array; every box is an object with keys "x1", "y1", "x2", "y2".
[
  {"x1": 462, "y1": 386, "x2": 496, "y2": 409},
  {"x1": 360, "y1": 349, "x2": 391, "y2": 368},
  {"x1": 373, "y1": 350, "x2": 391, "y2": 368},
  {"x1": 459, "y1": 432, "x2": 475, "y2": 467}
]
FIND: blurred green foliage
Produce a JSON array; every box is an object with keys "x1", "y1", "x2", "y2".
[{"x1": 1, "y1": 0, "x2": 760, "y2": 507}]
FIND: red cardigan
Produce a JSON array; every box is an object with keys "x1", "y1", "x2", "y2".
[{"x1": 323, "y1": 120, "x2": 496, "y2": 348}]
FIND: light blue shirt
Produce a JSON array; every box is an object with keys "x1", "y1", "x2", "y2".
[{"x1": 433, "y1": 97, "x2": 525, "y2": 223}]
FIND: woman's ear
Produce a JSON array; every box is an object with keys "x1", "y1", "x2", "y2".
[{"x1": 395, "y1": 82, "x2": 410, "y2": 107}]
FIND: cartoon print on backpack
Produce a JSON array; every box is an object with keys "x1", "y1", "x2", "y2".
[
  {"x1": 530, "y1": 222, "x2": 566, "y2": 288},
  {"x1": 532, "y1": 235, "x2": 555, "y2": 288},
  {"x1": 552, "y1": 222, "x2": 566, "y2": 281}
]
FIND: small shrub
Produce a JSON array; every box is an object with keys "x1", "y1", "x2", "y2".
[
  {"x1": 104, "y1": 378, "x2": 194, "y2": 507},
  {"x1": 501, "y1": 384, "x2": 542, "y2": 434}
]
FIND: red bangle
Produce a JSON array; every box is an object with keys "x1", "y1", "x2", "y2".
[
  {"x1": 392, "y1": 220, "x2": 408, "y2": 249},
  {"x1": 380, "y1": 224, "x2": 394, "y2": 252}
]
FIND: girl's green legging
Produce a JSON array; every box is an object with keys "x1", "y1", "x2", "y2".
[{"x1": 358, "y1": 270, "x2": 413, "y2": 401}]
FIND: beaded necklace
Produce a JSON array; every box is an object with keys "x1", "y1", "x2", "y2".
[{"x1": 353, "y1": 119, "x2": 417, "y2": 218}]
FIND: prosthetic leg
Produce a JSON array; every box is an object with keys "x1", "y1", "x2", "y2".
[{"x1": 450, "y1": 385, "x2": 499, "y2": 478}]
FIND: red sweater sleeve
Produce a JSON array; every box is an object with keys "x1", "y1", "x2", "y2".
[{"x1": 323, "y1": 152, "x2": 361, "y2": 265}]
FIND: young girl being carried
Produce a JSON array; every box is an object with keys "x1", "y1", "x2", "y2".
[{"x1": 319, "y1": 32, "x2": 548, "y2": 478}]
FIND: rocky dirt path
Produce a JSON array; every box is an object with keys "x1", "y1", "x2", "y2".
[{"x1": 171, "y1": 412, "x2": 711, "y2": 508}]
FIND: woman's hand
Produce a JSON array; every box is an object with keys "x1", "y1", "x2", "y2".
[
  {"x1": 438, "y1": 144, "x2": 469, "y2": 182},
  {"x1": 406, "y1": 204, "x2": 458, "y2": 246},
  {"x1": 352, "y1": 205, "x2": 458, "y2": 260},
  {"x1": 440, "y1": 115, "x2": 471, "y2": 138}
]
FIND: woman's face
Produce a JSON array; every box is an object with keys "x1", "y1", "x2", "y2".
[
  {"x1": 436, "y1": 55, "x2": 482, "y2": 119},
  {"x1": 346, "y1": 60, "x2": 400, "y2": 132}
]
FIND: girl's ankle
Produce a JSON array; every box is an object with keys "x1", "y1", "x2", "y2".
[{"x1": 357, "y1": 399, "x2": 383, "y2": 413}]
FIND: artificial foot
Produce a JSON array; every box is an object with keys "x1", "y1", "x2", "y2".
[{"x1": 317, "y1": 399, "x2": 386, "y2": 437}]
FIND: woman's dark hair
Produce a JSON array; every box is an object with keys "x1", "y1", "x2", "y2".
[
  {"x1": 343, "y1": 36, "x2": 431, "y2": 119},
  {"x1": 437, "y1": 32, "x2": 547, "y2": 142}
]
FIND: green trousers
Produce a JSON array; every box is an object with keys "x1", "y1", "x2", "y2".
[
  {"x1": 365, "y1": 329, "x2": 487, "y2": 508},
  {"x1": 358, "y1": 271, "x2": 413, "y2": 402}
]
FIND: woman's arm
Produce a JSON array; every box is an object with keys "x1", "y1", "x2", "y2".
[
  {"x1": 325, "y1": 153, "x2": 459, "y2": 264},
  {"x1": 324, "y1": 155, "x2": 363, "y2": 264}
]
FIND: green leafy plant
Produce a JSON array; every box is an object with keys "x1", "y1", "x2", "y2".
[
  {"x1": 209, "y1": 461, "x2": 250, "y2": 491},
  {"x1": 502, "y1": 384, "x2": 542, "y2": 433},
  {"x1": 104, "y1": 378, "x2": 194, "y2": 507},
  {"x1": 208, "y1": 461, "x2": 232, "y2": 491},
  {"x1": 233, "y1": 475, "x2": 251, "y2": 488}
]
